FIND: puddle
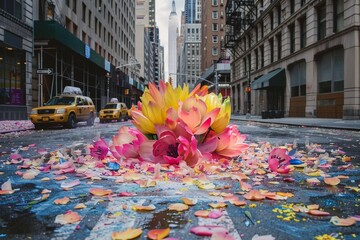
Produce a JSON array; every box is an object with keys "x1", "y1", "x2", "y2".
[
  {"x1": 0, "y1": 212, "x2": 55, "y2": 236},
  {"x1": 143, "y1": 209, "x2": 189, "y2": 229}
]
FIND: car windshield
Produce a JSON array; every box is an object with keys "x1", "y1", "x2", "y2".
[
  {"x1": 46, "y1": 96, "x2": 75, "y2": 106},
  {"x1": 104, "y1": 104, "x2": 118, "y2": 109}
]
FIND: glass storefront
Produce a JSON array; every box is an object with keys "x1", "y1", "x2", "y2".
[{"x1": 0, "y1": 43, "x2": 26, "y2": 106}]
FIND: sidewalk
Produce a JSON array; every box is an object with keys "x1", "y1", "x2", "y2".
[
  {"x1": 1, "y1": 115, "x2": 360, "y2": 134},
  {"x1": 231, "y1": 114, "x2": 360, "y2": 131}
]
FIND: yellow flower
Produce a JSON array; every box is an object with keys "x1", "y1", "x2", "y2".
[{"x1": 203, "y1": 94, "x2": 231, "y2": 133}]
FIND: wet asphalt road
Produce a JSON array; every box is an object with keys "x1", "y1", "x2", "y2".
[{"x1": 0, "y1": 120, "x2": 359, "y2": 240}]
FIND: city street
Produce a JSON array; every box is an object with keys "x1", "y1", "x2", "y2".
[{"x1": 0, "y1": 120, "x2": 359, "y2": 240}]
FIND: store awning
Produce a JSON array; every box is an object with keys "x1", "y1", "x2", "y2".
[{"x1": 251, "y1": 68, "x2": 286, "y2": 90}]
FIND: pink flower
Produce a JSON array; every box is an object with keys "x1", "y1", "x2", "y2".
[
  {"x1": 111, "y1": 126, "x2": 154, "y2": 161},
  {"x1": 268, "y1": 148, "x2": 291, "y2": 173},
  {"x1": 209, "y1": 125, "x2": 248, "y2": 158},
  {"x1": 90, "y1": 138, "x2": 109, "y2": 160},
  {"x1": 153, "y1": 125, "x2": 201, "y2": 167}
]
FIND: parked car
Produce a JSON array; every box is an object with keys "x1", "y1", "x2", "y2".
[
  {"x1": 99, "y1": 98, "x2": 128, "y2": 123},
  {"x1": 29, "y1": 86, "x2": 96, "y2": 129}
]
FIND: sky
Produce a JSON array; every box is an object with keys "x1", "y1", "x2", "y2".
[{"x1": 155, "y1": 0, "x2": 185, "y2": 79}]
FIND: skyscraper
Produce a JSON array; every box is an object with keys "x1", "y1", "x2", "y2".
[{"x1": 168, "y1": 0, "x2": 178, "y2": 87}]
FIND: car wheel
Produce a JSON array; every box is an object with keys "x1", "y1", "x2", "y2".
[
  {"x1": 34, "y1": 124, "x2": 44, "y2": 130},
  {"x1": 87, "y1": 113, "x2": 95, "y2": 126},
  {"x1": 66, "y1": 113, "x2": 77, "y2": 129},
  {"x1": 124, "y1": 114, "x2": 128, "y2": 121},
  {"x1": 117, "y1": 115, "x2": 122, "y2": 122},
  {"x1": 100, "y1": 119, "x2": 105, "y2": 124}
]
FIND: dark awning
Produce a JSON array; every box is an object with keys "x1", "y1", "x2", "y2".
[{"x1": 251, "y1": 68, "x2": 286, "y2": 90}]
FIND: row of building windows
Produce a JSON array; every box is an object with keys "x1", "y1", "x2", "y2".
[{"x1": 240, "y1": 0, "x2": 345, "y2": 77}]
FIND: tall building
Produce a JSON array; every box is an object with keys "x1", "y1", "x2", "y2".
[
  {"x1": 145, "y1": 0, "x2": 161, "y2": 84},
  {"x1": 185, "y1": 0, "x2": 202, "y2": 23},
  {"x1": 32, "y1": 0, "x2": 137, "y2": 110},
  {"x1": 0, "y1": 1, "x2": 33, "y2": 120},
  {"x1": 226, "y1": 0, "x2": 360, "y2": 119},
  {"x1": 200, "y1": 0, "x2": 230, "y2": 97},
  {"x1": 178, "y1": 0, "x2": 202, "y2": 89},
  {"x1": 136, "y1": 0, "x2": 155, "y2": 86},
  {"x1": 168, "y1": 0, "x2": 179, "y2": 87}
]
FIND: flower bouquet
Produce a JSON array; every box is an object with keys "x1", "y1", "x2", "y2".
[{"x1": 91, "y1": 80, "x2": 248, "y2": 168}]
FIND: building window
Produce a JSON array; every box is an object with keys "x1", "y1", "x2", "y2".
[
  {"x1": 317, "y1": 4, "x2": 326, "y2": 40},
  {"x1": 277, "y1": 5, "x2": 281, "y2": 25},
  {"x1": 290, "y1": 61, "x2": 306, "y2": 97},
  {"x1": 290, "y1": 0, "x2": 295, "y2": 14},
  {"x1": 66, "y1": 0, "x2": 70, "y2": 7},
  {"x1": 212, "y1": 35, "x2": 218, "y2": 43},
  {"x1": 276, "y1": 33, "x2": 282, "y2": 60},
  {"x1": 301, "y1": 0, "x2": 306, "y2": 7},
  {"x1": 299, "y1": 16, "x2": 307, "y2": 49},
  {"x1": 88, "y1": 11, "x2": 92, "y2": 28},
  {"x1": 255, "y1": 49, "x2": 258, "y2": 70},
  {"x1": 260, "y1": 45, "x2": 264, "y2": 68},
  {"x1": 73, "y1": 0, "x2": 77, "y2": 13},
  {"x1": 212, "y1": 47, "x2": 218, "y2": 56},
  {"x1": 333, "y1": 0, "x2": 344, "y2": 32},
  {"x1": 0, "y1": 0, "x2": 22, "y2": 19},
  {"x1": 269, "y1": 38, "x2": 274, "y2": 63},
  {"x1": 212, "y1": 23, "x2": 218, "y2": 31},
  {"x1": 317, "y1": 48, "x2": 344, "y2": 93},
  {"x1": 212, "y1": 0, "x2": 218, "y2": 6},
  {"x1": 212, "y1": 11, "x2": 218, "y2": 19},
  {"x1": 270, "y1": 12, "x2": 274, "y2": 30},
  {"x1": 289, "y1": 23, "x2": 295, "y2": 53},
  {"x1": 82, "y1": 3, "x2": 86, "y2": 22}
]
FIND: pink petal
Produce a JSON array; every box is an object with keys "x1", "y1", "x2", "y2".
[
  {"x1": 190, "y1": 225, "x2": 228, "y2": 236},
  {"x1": 208, "y1": 210, "x2": 223, "y2": 219}
]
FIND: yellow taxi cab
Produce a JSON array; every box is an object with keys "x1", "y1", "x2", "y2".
[
  {"x1": 99, "y1": 98, "x2": 128, "y2": 123},
  {"x1": 29, "y1": 86, "x2": 96, "y2": 129}
]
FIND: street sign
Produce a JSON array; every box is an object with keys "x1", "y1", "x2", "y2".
[{"x1": 36, "y1": 68, "x2": 53, "y2": 75}]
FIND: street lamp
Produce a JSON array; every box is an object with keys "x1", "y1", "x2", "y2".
[
  {"x1": 106, "y1": 72, "x2": 111, "y2": 103},
  {"x1": 169, "y1": 73, "x2": 218, "y2": 95}
]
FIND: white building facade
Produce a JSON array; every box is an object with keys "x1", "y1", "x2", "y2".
[{"x1": 168, "y1": 0, "x2": 179, "y2": 87}]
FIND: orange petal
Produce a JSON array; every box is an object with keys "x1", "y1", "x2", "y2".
[
  {"x1": 230, "y1": 200, "x2": 247, "y2": 206},
  {"x1": 112, "y1": 228, "x2": 142, "y2": 240},
  {"x1": 182, "y1": 198, "x2": 197, "y2": 206},
  {"x1": 54, "y1": 175, "x2": 68, "y2": 181},
  {"x1": 74, "y1": 203, "x2": 87, "y2": 209},
  {"x1": 307, "y1": 204, "x2": 319, "y2": 210},
  {"x1": 194, "y1": 210, "x2": 210, "y2": 218},
  {"x1": 168, "y1": 203, "x2": 189, "y2": 211},
  {"x1": 0, "y1": 190, "x2": 15, "y2": 195},
  {"x1": 306, "y1": 178, "x2": 320, "y2": 184},
  {"x1": 324, "y1": 177, "x2": 340, "y2": 186},
  {"x1": 54, "y1": 196, "x2": 70, "y2": 205},
  {"x1": 208, "y1": 202, "x2": 227, "y2": 209},
  {"x1": 133, "y1": 204, "x2": 156, "y2": 211},
  {"x1": 147, "y1": 228, "x2": 170, "y2": 240},
  {"x1": 239, "y1": 181, "x2": 252, "y2": 192},
  {"x1": 244, "y1": 190, "x2": 265, "y2": 201},
  {"x1": 54, "y1": 211, "x2": 81, "y2": 225},
  {"x1": 330, "y1": 216, "x2": 357, "y2": 226},
  {"x1": 308, "y1": 209, "x2": 330, "y2": 216},
  {"x1": 90, "y1": 188, "x2": 113, "y2": 196},
  {"x1": 276, "y1": 192, "x2": 294, "y2": 198}
]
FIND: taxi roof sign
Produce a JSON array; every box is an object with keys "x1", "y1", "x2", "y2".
[
  {"x1": 110, "y1": 98, "x2": 119, "y2": 103},
  {"x1": 62, "y1": 86, "x2": 83, "y2": 95}
]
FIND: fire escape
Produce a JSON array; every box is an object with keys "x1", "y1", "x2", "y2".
[{"x1": 225, "y1": 0, "x2": 257, "y2": 57}]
